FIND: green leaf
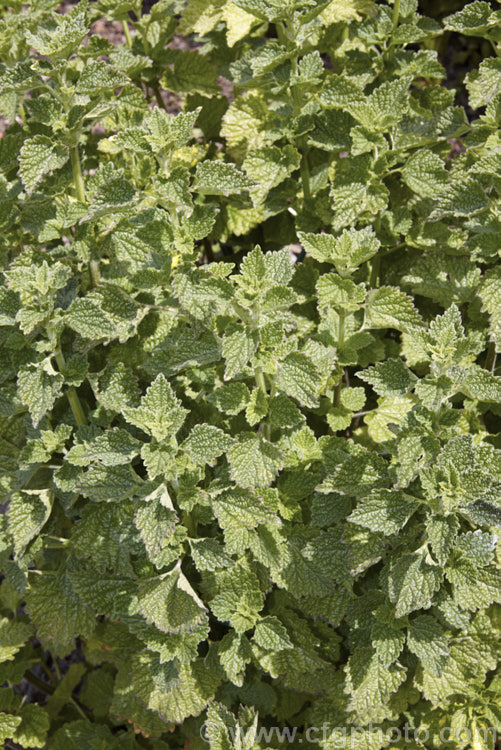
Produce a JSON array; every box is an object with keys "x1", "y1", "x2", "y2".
[
  {"x1": 0, "y1": 713, "x2": 22, "y2": 746},
  {"x1": 25, "y1": 569, "x2": 95, "y2": 656},
  {"x1": 276, "y1": 352, "x2": 320, "y2": 408},
  {"x1": 134, "y1": 485, "x2": 177, "y2": 561},
  {"x1": 371, "y1": 619, "x2": 405, "y2": 667},
  {"x1": 145, "y1": 107, "x2": 200, "y2": 151},
  {"x1": 18, "y1": 136, "x2": 68, "y2": 194},
  {"x1": 163, "y1": 49, "x2": 219, "y2": 96},
  {"x1": 65, "y1": 428, "x2": 140, "y2": 467},
  {"x1": 66, "y1": 284, "x2": 145, "y2": 342},
  {"x1": 137, "y1": 568, "x2": 207, "y2": 634},
  {"x1": 12, "y1": 704, "x2": 50, "y2": 749},
  {"x1": 444, "y1": 1, "x2": 493, "y2": 35},
  {"x1": 431, "y1": 177, "x2": 487, "y2": 219},
  {"x1": 253, "y1": 616, "x2": 292, "y2": 651},
  {"x1": 227, "y1": 433, "x2": 284, "y2": 489},
  {"x1": 365, "y1": 286, "x2": 423, "y2": 333},
  {"x1": 299, "y1": 227, "x2": 379, "y2": 276},
  {"x1": 0, "y1": 618, "x2": 34, "y2": 663},
  {"x1": 426, "y1": 515, "x2": 459, "y2": 566},
  {"x1": 48, "y1": 721, "x2": 120, "y2": 750},
  {"x1": 458, "y1": 365, "x2": 501, "y2": 402},
  {"x1": 243, "y1": 145, "x2": 300, "y2": 204},
  {"x1": 77, "y1": 61, "x2": 128, "y2": 94},
  {"x1": 387, "y1": 553, "x2": 442, "y2": 618},
  {"x1": 183, "y1": 424, "x2": 234, "y2": 465},
  {"x1": 407, "y1": 615, "x2": 449, "y2": 676},
  {"x1": 466, "y1": 58, "x2": 501, "y2": 108},
  {"x1": 402, "y1": 150, "x2": 448, "y2": 198},
  {"x1": 91, "y1": 363, "x2": 139, "y2": 412},
  {"x1": 210, "y1": 564, "x2": 264, "y2": 632},
  {"x1": 217, "y1": 632, "x2": 252, "y2": 687},
  {"x1": 479, "y1": 268, "x2": 501, "y2": 350},
  {"x1": 222, "y1": 326, "x2": 257, "y2": 380},
  {"x1": 17, "y1": 362, "x2": 64, "y2": 428},
  {"x1": 212, "y1": 488, "x2": 278, "y2": 530},
  {"x1": 79, "y1": 464, "x2": 140, "y2": 502},
  {"x1": 348, "y1": 490, "x2": 419, "y2": 535},
  {"x1": 345, "y1": 648, "x2": 406, "y2": 714},
  {"x1": 25, "y1": 3, "x2": 88, "y2": 58},
  {"x1": 316, "y1": 273, "x2": 366, "y2": 313},
  {"x1": 7, "y1": 490, "x2": 52, "y2": 559},
  {"x1": 358, "y1": 358, "x2": 417, "y2": 397},
  {"x1": 132, "y1": 653, "x2": 219, "y2": 724},
  {"x1": 207, "y1": 383, "x2": 250, "y2": 415},
  {"x1": 122, "y1": 374, "x2": 188, "y2": 441},
  {"x1": 195, "y1": 161, "x2": 255, "y2": 196}
]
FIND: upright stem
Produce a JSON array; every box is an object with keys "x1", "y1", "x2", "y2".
[
  {"x1": 71, "y1": 144, "x2": 100, "y2": 288},
  {"x1": 89, "y1": 259, "x2": 100, "y2": 287},
  {"x1": 370, "y1": 255, "x2": 380, "y2": 288},
  {"x1": 392, "y1": 0, "x2": 400, "y2": 34},
  {"x1": 70, "y1": 145, "x2": 85, "y2": 204},
  {"x1": 152, "y1": 83, "x2": 167, "y2": 111},
  {"x1": 300, "y1": 154, "x2": 311, "y2": 202},
  {"x1": 254, "y1": 365, "x2": 267, "y2": 394},
  {"x1": 286, "y1": 20, "x2": 311, "y2": 207},
  {"x1": 25, "y1": 671, "x2": 55, "y2": 696},
  {"x1": 485, "y1": 341, "x2": 497, "y2": 373},
  {"x1": 254, "y1": 366, "x2": 271, "y2": 440},
  {"x1": 334, "y1": 313, "x2": 345, "y2": 407},
  {"x1": 54, "y1": 350, "x2": 87, "y2": 426},
  {"x1": 122, "y1": 20, "x2": 133, "y2": 47}
]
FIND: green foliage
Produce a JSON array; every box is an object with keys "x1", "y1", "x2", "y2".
[{"x1": 0, "y1": 0, "x2": 500, "y2": 748}]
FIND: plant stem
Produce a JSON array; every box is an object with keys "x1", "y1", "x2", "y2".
[
  {"x1": 71, "y1": 145, "x2": 101, "y2": 288},
  {"x1": 54, "y1": 350, "x2": 87, "y2": 426},
  {"x1": 300, "y1": 153, "x2": 311, "y2": 202},
  {"x1": 89, "y1": 259, "x2": 100, "y2": 287},
  {"x1": 122, "y1": 19, "x2": 133, "y2": 47},
  {"x1": 25, "y1": 671, "x2": 55, "y2": 696},
  {"x1": 203, "y1": 237, "x2": 215, "y2": 263},
  {"x1": 152, "y1": 83, "x2": 167, "y2": 111},
  {"x1": 70, "y1": 698, "x2": 90, "y2": 721},
  {"x1": 254, "y1": 365, "x2": 271, "y2": 440},
  {"x1": 39, "y1": 660, "x2": 57, "y2": 686},
  {"x1": 182, "y1": 510, "x2": 197, "y2": 537},
  {"x1": 485, "y1": 341, "x2": 497, "y2": 373},
  {"x1": 70, "y1": 145, "x2": 85, "y2": 204},
  {"x1": 370, "y1": 254, "x2": 380, "y2": 288},
  {"x1": 392, "y1": 0, "x2": 400, "y2": 35},
  {"x1": 334, "y1": 314, "x2": 345, "y2": 407},
  {"x1": 254, "y1": 365, "x2": 267, "y2": 394}
]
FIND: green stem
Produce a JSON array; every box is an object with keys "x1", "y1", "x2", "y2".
[
  {"x1": 334, "y1": 314, "x2": 345, "y2": 407},
  {"x1": 254, "y1": 365, "x2": 267, "y2": 394},
  {"x1": 122, "y1": 19, "x2": 133, "y2": 47},
  {"x1": 70, "y1": 698, "x2": 90, "y2": 721},
  {"x1": 89, "y1": 259, "x2": 100, "y2": 287},
  {"x1": 391, "y1": 0, "x2": 400, "y2": 35},
  {"x1": 370, "y1": 255, "x2": 380, "y2": 288},
  {"x1": 39, "y1": 660, "x2": 57, "y2": 686},
  {"x1": 300, "y1": 154, "x2": 311, "y2": 202},
  {"x1": 254, "y1": 365, "x2": 271, "y2": 440},
  {"x1": 71, "y1": 146, "x2": 101, "y2": 288},
  {"x1": 485, "y1": 342, "x2": 497, "y2": 373},
  {"x1": 152, "y1": 83, "x2": 167, "y2": 111},
  {"x1": 25, "y1": 671, "x2": 55, "y2": 696},
  {"x1": 182, "y1": 511, "x2": 197, "y2": 537},
  {"x1": 70, "y1": 145, "x2": 85, "y2": 204},
  {"x1": 54, "y1": 350, "x2": 87, "y2": 426}
]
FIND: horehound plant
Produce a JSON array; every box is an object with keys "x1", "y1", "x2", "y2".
[{"x1": 0, "y1": 0, "x2": 500, "y2": 748}]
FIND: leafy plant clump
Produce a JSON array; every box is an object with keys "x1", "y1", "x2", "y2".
[{"x1": 0, "y1": 0, "x2": 500, "y2": 747}]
